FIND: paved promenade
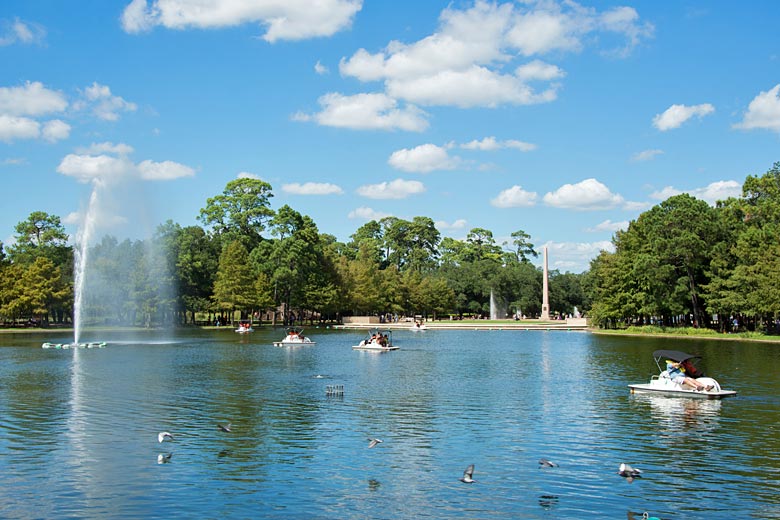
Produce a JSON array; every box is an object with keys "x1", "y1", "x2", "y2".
[{"x1": 333, "y1": 319, "x2": 588, "y2": 331}]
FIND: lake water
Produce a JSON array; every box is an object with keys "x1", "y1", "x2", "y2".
[{"x1": 1, "y1": 328, "x2": 779, "y2": 519}]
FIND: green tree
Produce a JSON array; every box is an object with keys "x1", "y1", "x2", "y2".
[
  {"x1": 263, "y1": 205, "x2": 322, "y2": 325},
  {"x1": 705, "y1": 163, "x2": 780, "y2": 328},
  {"x1": 584, "y1": 249, "x2": 633, "y2": 328},
  {"x1": 176, "y1": 225, "x2": 219, "y2": 324},
  {"x1": 0, "y1": 257, "x2": 69, "y2": 324},
  {"x1": 640, "y1": 194, "x2": 723, "y2": 326},
  {"x1": 213, "y1": 241, "x2": 257, "y2": 319},
  {"x1": 8, "y1": 211, "x2": 71, "y2": 266},
  {"x1": 549, "y1": 271, "x2": 586, "y2": 317},
  {"x1": 198, "y1": 178, "x2": 274, "y2": 249},
  {"x1": 464, "y1": 228, "x2": 503, "y2": 262},
  {"x1": 344, "y1": 241, "x2": 385, "y2": 314},
  {"x1": 505, "y1": 230, "x2": 537, "y2": 263}
]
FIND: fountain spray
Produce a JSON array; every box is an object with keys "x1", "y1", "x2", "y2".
[{"x1": 73, "y1": 181, "x2": 101, "y2": 345}]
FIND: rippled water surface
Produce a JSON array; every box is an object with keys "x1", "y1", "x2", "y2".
[{"x1": 1, "y1": 328, "x2": 779, "y2": 519}]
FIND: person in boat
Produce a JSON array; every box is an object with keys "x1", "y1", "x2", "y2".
[{"x1": 666, "y1": 359, "x2": 713, "y2": 392}]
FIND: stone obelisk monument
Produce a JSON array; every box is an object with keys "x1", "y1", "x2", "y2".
[{"x1": 540, "y1": 246, "x2": 550, "y2": 320}]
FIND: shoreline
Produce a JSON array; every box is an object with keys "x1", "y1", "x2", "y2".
[
  {"x1": 590, "y1": 329, "x2": 780, "y2": 343},
  {"x1": 4, "y1": 322, "x2": 779, "y2": 343}
]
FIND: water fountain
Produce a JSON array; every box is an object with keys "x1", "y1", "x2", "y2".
[
  {"x1": 490, "y1": 289, "x2": 507, "y2": 320},
  {"x1": 73, "y1": 185, "x2": 99, "y2": 345},
  {"x1": 42, "y1": 181, "x2": 107, "y2": 349}
]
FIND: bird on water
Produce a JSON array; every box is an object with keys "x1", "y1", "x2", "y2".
[
  {"x1": 460, "y1": 464, "x2": 476, "y2": 483},
  {"x1": 618, "y1": 463, "x2": 642, "y2": 480}
]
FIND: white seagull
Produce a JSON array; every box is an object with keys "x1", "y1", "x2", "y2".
[
  {"x1": 460, "y1": 464, "x2": 476, "y2": 483},
  {"x1": 218, "y1": 423, "x2": 232, "y2": 432},
  {"x1": 618, "y1": 463, "x2": 642, "y2": 479},
  {"x1": 368, "y1": 437, "x2": 383, "y2": 449},
  {"x1": 539, "y1": 458, "x2": 558, "y2": 468},
  {"x1": 158, "y1": 431, "x2": 174, "y2": 443},
  {"x1": 157, "y1": 452, "x2": 172, "y2": 464}
]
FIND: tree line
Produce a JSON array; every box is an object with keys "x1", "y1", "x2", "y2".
[
  {"x1": 586, "y1": 162, "x2": 780, "y2": 334},
  {"x1": 4, "y1": 163, "x2": 780, "y2": 333},
  {"x1": 0, "y1": 177, "x2": 586, "y2": 328}
]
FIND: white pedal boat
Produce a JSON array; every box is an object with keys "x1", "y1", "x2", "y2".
[
  {"x1": 628, "y1": 349, "x2": 737, "y2": 399},
  {"x1": 273, "y1": 328, "x2": 315, "y2": 346},
  {"x1": 42, "y1": 341, "x2": 106, "y2": 349},
  {"x1": 235, "y1": 320, "x2": 254, "y2": 334},
  {"x1": 352, "y1": 329, "x2": 398, "y2": 351}
]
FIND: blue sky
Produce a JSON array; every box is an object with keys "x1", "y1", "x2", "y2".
[{"x1": 1, "y1": 1, "x2": 779, "y2": 272}]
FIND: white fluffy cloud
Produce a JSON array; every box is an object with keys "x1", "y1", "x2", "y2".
[
  {"x1": 0, "y1": 81, "x2": 135, "y2": 143},
  {"x1": 0, "y1": 81, "x2": 67, "y2": 116},
  {"x1": 121, "y1": 0, "x2": 362, "y2": 42},
  {"x1": 650, "y1": 180, "x2": 742, "y2": 205},
  {"x1": 76, "y1": 82, "x2": 137, "y2": 121},
  {"x1": 652, "y1": 103, "x2": 715, "y2": 131},
  {"x1": 631, "y1": 149, "x2": 664, "y2": 162},
  {"x1": 293, "y1": 92, "x2": 428, "y2": 131},
  {"x1": 57, "y1": 142, "x2": 194, "y2": 183},
  {"x1": 356, "y1": 178, "x2": 425, "y2": 199},
  {"x1": 41, "y1": 119, "x2": 70, "y2": 143},
  {"x1": 491, "y1": 185, "x2": 538, "y2": 208},
  {"x1": 543, "y1": 178, "x2": 624, "y2": 210},
  {"x1": 691, "y1": 181, "x2": 742, "y2": 203},
  {"x1": 282, "y1": 182, "x2": 343, "y2": 195},
  {"x1": 461, "y1": 136, "x2": 537, "y2": 152},
  {"x1": 0, "y1": 115, "x2": 70, "y2": 143},
  {"x1": 734, "y1": 84, "x2": 780, "y2": 133},
  {"x1": 541, "y1": 240, "x2": 615, "y2": 273},
  {"x1": 41, "y1": 119, "x2": 71, "y2": 142},
  {"x1": 335, "y1": 1, "x2": 651, "y2": 113},
  {"x1": 237, "y1": 171, "x2": 262, "y2": 180},
  {"x1": 515, "y1": 59, "x2": 565, "y2": 81},
  {"x1": 385, "y1": 65, "x2": 559, "y2": 108},
  {"x1": 506, "y1": 6, "x2": 581, "y2": 55},
  {"x1": 0, "y1": 82, "x2": 72, "y2": 143},
  {"x1": 586, "y1": 219, "x2": 629, "y2": 233},
  {"x1": 436, "y1": 218, "x2": 468, "y2": 230},
  {"x1": 77, "y1": 142, "x2": 134, "y2": 156},
  {"x1": 388, "y1": 143, "x2": 459, "y2": 173},
  {"x1": 138, "y1": 159, "x2": 195, "y2": 181},
  {"x1": 348, "y1": 206, "x2": 392, "y2": 220},
  {"x1": 0, "y1": 18, "x2": 46, "y2": 46},
  {"x1": 314, "y1": 61, "x2": 329, "y2": 75},
  {"x1": 0, "y1": 115, "x2": 40, "y2": 142},
  {"x1": 57, "y1": 153, "x2": 133, "y2": 183}
]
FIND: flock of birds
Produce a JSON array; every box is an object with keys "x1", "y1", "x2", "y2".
[
  {"x1": 153, "y1": 400, "x2": 654, "y2": 516},
  {"x1": 156, "y1": 422, "x2": 232, "y2": 464},
  {"x1": 157, "y1": 426, "x2": 644, "y2": 486}
]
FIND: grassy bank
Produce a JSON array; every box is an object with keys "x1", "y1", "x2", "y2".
[{"x1": 592, "y1": 325, "x2": 780, "y2": 343}]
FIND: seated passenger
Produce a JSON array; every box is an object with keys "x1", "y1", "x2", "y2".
[{"x1": 666, "y1": 360, "x2": 713, "y2": 392}]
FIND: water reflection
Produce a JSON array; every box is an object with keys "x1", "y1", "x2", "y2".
[
  {"x1": 631, "y1": 393, "x2": 722, "y2": 434},
  {"x1": 1, "y1": 329, "x2": 780, "y2": 519}
]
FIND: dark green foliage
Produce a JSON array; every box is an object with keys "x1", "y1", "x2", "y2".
[
  {"x1": 21, "y1": 160, "x2": 780, "y2": 331},
  {"x1": 587, "y1": 162, "x2": 780, "y2": 332}
]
